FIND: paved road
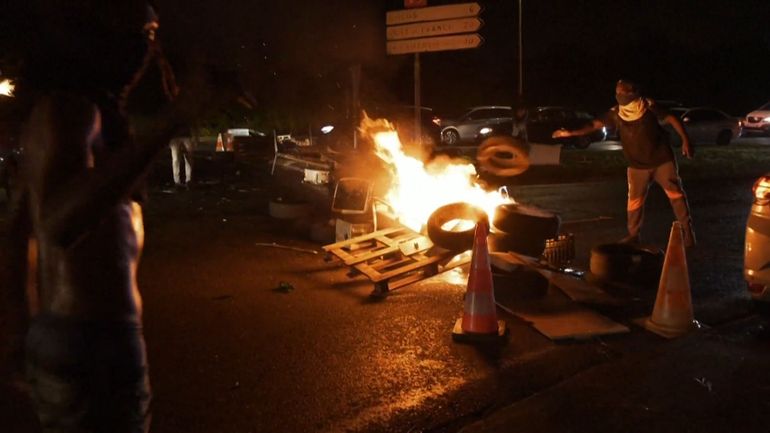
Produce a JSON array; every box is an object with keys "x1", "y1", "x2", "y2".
[{"x1": 1, "y1": 155, "x2": 767, "y2": 433}]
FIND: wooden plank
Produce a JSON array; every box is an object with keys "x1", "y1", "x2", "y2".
[
  {"x1": 369, "y1": 256, "x2": 414, "y2": 272},
  {"x1": 388, "y1": 272, "x2": 431, "y2": 291},
  {"x1": 343, "y1": 246, "x2": 400, "y2": 266},
  {"x1": 369, "y1": 252, "x2": 451, "y2": 282},
  {"x1": 322, "y1": 227, "x2": 405, "y2": 251}
]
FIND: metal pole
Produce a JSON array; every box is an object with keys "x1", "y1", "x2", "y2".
[
  {"x1": 518, "y1": 0, "x2": 523, "y2": 96},
  {"x1": 414, "y1": 52, "x2": 422, "y2": 145}
]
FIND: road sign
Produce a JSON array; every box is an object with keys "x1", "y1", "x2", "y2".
[
  {"x1": 386, "y1": 33, "x2": 483, "y2": 55},
  {"x1": 387, "y1": 17, "x2": 484, "y2": 41},
  {"x1": 404, "y1": 0, "x2": 427, "y2": 8},
  {"x1": 386, "y1": 2, "x2": 482, "y2": 26}
]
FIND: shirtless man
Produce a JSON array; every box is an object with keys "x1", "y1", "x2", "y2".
[{"x1": 4, "y1": 1, "x2": 191, "y2": 431}]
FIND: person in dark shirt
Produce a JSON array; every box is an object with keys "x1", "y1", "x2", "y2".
[{"x1": 552, "y1": 79, "x2": 695, "y2": 247}]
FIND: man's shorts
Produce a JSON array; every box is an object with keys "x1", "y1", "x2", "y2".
[{"x1": 25, "y1": 314, "x2": 152, "y2": 433}]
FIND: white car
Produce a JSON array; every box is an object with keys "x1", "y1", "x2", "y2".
[
  {"x1": 742, "y1": 102, "x2": 770, "y2": 136},
  {"x1": 745, "y1": 174, "x2": 770, "y2": 301}
]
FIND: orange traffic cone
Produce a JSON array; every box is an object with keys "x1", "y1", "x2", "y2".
[
  {"x1": 225, "y1": 133, "x2": 235, "y2": 151},
  {"x1": 639, "y1": 221, "x2": 702, "y2": 338},
  {"x1": 452, "y1": 219, "x2": 507, "y2": 342},
  {"x1": 215, "y1": 133, "x2": 225, "y2": 152}
]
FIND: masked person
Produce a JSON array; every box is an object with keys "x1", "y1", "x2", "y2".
[
  {"x1": 552, "y1": 79, "x2": 696, "y2": 247},
  {"x1": 4, "y1": 1, "x2": 191, "y2": 431}
]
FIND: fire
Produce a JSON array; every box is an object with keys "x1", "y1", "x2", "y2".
[
  {"x1": 361, "y1": 115, "x2": 512, "y2": 232},
  {"x1": 0, "y1": 79, "x2": 14, "y2": 97}
]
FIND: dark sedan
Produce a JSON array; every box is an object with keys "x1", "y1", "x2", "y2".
[{"x1": 477, "y1": 106, "x2": 606, "y2": 149}]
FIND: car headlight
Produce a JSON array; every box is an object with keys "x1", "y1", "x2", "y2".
[
  {"x1": 763, "y1": 117, "x2": 770, "y2": 122},
  {"x1": 321, "y1": 125, "x2": 334, "y2": 134},
  {"x1": 479, "y1": 127, "x2": 492, "y2": 135}
]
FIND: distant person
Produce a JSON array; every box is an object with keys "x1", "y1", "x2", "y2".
[
  {"x1": 552, "y1": 79, "x2": 696, "y2": 246},
  {"x1": 169, "y1": 126, "x2": 197, "y2": 188},
  {"x1": 4, "y1": 1, "x2": 196, "y2": 432},
  {"x1": 511, "y1": 96, "x2": 529, "y2": 144}
]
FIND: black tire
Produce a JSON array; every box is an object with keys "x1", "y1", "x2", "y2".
[
  {"x1": 716, "y1": 130, "x2": 732, "y2": 146},
  {"x1": 443, "y1": 129, "x2": 460, "y2": 146},
  {"x1": 492, "y1": 203, "x2": 561, "y2": 238},
  {"x1": 427, "y1": 202, "x2": 488, "y2": 251},
  {"x1": 574, "y1": 135, "x2": 592, "y2": 150},
  {"x1": 477, "y1": 136, "x2": 531, "y2": 177},
  {"x1": 589, "y1": 243, "x2": 663, "y2": 284},
  {"x1": 488, "y1": 231, "x2": 549, "y2": 257}
]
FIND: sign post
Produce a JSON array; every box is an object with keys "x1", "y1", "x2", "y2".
[{"x1": 386, "y1": 2, "x2": 484, "y2": 145}]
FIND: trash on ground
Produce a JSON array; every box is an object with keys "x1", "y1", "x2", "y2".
[
  {"x1": 255, "y1": 242, "x2": 319, "y2": 255},
  {"x1": 275, "y1": 281, "x2": 295, "y2": 293}
]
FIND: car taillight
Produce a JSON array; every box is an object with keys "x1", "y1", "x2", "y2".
[{"x1": 753, "y1": 175, "x2": 770, "y2": 204}]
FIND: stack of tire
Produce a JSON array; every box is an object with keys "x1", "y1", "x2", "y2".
[
  {"x1": 489, "y1": 203, "x2": 561, "y2": 257},
  {"x1": 425, "y1": 201, "x2": 560, "y2": 258}
]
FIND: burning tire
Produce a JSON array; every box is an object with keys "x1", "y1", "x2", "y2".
[
  {"x1": 476, "y1": 136, "x2": 530, "y2": 177},
  {"x1": 427, "y1": 202, "x2": 488, "y2": 251}
]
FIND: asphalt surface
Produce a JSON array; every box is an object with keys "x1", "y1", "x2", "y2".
[{"x1": 2, "y1": 146, "x2": 769, "y2": 433}]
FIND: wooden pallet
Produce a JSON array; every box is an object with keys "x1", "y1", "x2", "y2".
[{"x1": 323, "y1": 227, "x2": 470, "y2": 296}]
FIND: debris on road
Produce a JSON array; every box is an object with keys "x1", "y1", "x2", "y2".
[
  {"x1": 255, "y1": 242, "x2": 319, "y2": 255},
  {"x1": 694, "y1": 377, "x2": 713, "y2": 393},
  {"x1": 275, "y1": 281, "x2": 295, "y2": 293}
]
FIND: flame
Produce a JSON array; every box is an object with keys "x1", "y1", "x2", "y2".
[
  {"x1": 362, "y1": 115, "x2": 512, "y2": 232},
  {"x1": 0, "y1": 79, "x2": 14, "y2": 97}
]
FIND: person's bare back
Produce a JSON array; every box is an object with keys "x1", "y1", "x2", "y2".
[{"x1": 23, "y1": 94, "x2": 145, "y2": 324}]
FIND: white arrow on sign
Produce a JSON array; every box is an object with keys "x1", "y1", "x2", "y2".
[
  {"x1": 387, "y1": 17, "x2": 484, "y2": 41},
  {"x1": 386, "y1": 2, "x2": 482, "y2": 26},
  {"x1": 386, "y1": 33, "x2": 483, "y2": 55}
]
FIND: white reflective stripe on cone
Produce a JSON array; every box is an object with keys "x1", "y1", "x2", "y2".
[{"x1": 464, "y1": 292, "x2": 496, "y2": 316}]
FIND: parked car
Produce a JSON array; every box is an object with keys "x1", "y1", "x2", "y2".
[
  {"x1": 462, "y1": 106, "x2": 606, "y2": 149},
  {"x1": 745, "y1": 174, "x2": 770, "y2": 303},
  {"x1": 666, "y1": 107, "x2": 741, "y2": 146},
  {"x1": 524, "y1": 106, "x2": 606, "y2": 148},
  {"x1": 440, "y1": 106, "x2": 513, "y2": 145},
  {"x1": 742, "y1": 101, "x2": 770, "y2": 136},
  {"x1": 314, "y1": 105, "x2": 441, "y2": 151},
  {"x1": 368, "y1": 105, "x2": 442, "y2": 147}
]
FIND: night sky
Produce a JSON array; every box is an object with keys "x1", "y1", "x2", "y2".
[{"x1": 4, "y1": 1, "x2": 770, "y2": 125}]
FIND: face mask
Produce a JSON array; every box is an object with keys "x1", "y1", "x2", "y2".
[{"x1": 616, "y1": 92, "x2": 640, "y2": 106}]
